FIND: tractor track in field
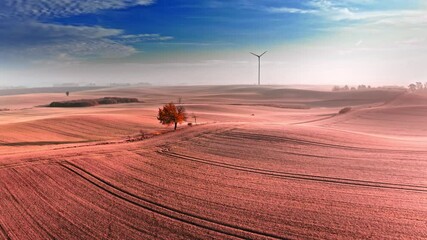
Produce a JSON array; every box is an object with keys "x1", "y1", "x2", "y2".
[
  {"x1": 0, "y1": 160, "x2": 55, "y2": 170},
  {"x1": 190, "y1": 134, "x2": 364, "y2": 161},
  {"x1": 157, "y1": 150, "x2": 427, "y2": 193},
  {"x1": 3, "y1": 186, "x2": 57, "y2": 239},
  {"x1": 196, "y1": 134, "x2": 425, "y2": 162},
  {"x1": 220, "y1": 131, "x2": 427, "y2": 154},
  {"x1": 59, "y1": 161, "x2": 288, "y2": 240},
  {"x1": 0, "y1": 222, "x2": 11, "y2": 240}
]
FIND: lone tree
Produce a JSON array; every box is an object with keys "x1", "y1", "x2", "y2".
[
  {"x1": 408, "y1": 83, "x2": 417, "y2": 92},
  {"x1": 66, "y1": 91, "x2": 69, "y2": 96},
  {"x1": 157, "y1": 102, "x2": 187, "y2": 130}
]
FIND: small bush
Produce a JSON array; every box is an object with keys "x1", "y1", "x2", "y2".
[
  {"x1": 339, "y1": 107, "x2": 352, "y2": 114},
  {"x1": 187, "y1": 122, "x2": 193, "y2": 126}
]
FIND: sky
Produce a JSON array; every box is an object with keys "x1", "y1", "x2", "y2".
[{"x1": 0, "y1": 0, "x2": 426, "y2": 87}]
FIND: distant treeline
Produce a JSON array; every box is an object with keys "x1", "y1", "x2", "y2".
[
  {"x1": 332, "y1": 85, "x2": 372, "y2": 91},
  {"x1": 332, "y1": 85, "x2": 407, "y2": 92},
  {"x1": 408, "y1": 82, "x2": 427, "y2": 92},
  {"x1": 49, "y1": 97, "x2": 139, "y2": 107}
]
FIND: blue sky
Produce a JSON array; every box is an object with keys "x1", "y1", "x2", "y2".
[{"x1": 1, "y1": 0, "x2": 426, "y2": 86}]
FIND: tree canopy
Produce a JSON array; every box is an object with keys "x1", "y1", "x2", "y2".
[{"x1": 157, "y1": 102, "x2": 187, "y2": 130}]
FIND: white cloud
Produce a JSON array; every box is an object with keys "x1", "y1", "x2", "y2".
[
  {"x1": 119, "y1": 34, "x2": 174, "y2": 42},
  {"x1": 268, "y1": 0, "x2": 425, "y2": 30},
  {"x1": 0, "y1": 21, "x2": 137, "y2": 61},
  {"x1": 2, "y1": 0, "x2": 154, "y2": 19},
  {"x1": 26, "y1": 39, "x2": 138, "y2": 58},
  {"x1": 0, "y1": 21, "x2": 123, "y2": 43},
  {"x1": 0, "y1": 0, "x2": 171, "y2": 63},
  {"x1": 267, "y1": 7, "x2": 317, "y2": 14},
  {"x1": 306, "y1": 0, "x2": 427, "y2": 23}
]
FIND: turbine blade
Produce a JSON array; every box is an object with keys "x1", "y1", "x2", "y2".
[
  {"x1": 250, "y1": 52, "x2": 259, "y2": 57},
  {"x1": 260, "y1": 51, "x2": 268, "y2": 57}
]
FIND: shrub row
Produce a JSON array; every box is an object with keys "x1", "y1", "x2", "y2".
[{"x1": 49, "y1": 97, "x2": 139, "y2": 107}]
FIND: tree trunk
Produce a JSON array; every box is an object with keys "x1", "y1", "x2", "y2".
[{"x1": 174, "y1": 122, "x2": 177, "y2": 130}]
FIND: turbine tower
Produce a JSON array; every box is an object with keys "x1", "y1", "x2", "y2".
[{"x1": 250, "y1": 51, "x2": 267, "y2": 85}]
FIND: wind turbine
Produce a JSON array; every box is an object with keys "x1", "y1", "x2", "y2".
[{"x1": 250, "y1": 51, "x2": 267, "y2": 85}]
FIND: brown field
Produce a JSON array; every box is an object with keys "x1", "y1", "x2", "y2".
[{"x1": 0, "y1": 85, "x2": 426, "y2": 239}]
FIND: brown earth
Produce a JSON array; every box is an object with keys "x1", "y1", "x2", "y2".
[{"x1": 0, "y1": 86, "x2": 426, "y2": 239}]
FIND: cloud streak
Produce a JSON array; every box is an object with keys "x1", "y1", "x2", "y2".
[
  {"x1": 1, "y1": 0, "x2": 154, "y2": 19},
  {"x1": 0, "y1": 0, "x2": 168, "y2": 63},
  {"x1": 118, "y1": 34, "x2": 174, "y2": 42},
  {"x1": 268, "y1": 0, "x2": 427, "y2": 25},
  {"x1": 267, "y1": 7, "x2": 318, "y2": 14}
]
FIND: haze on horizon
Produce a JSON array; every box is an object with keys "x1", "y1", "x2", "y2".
[{"x1": 1, "y1": 0, "x2": 426, "y2": 87}]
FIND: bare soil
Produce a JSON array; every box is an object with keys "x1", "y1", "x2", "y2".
[{"x1": 0, "y1": 86, "x2": 425, "y2": 239}]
